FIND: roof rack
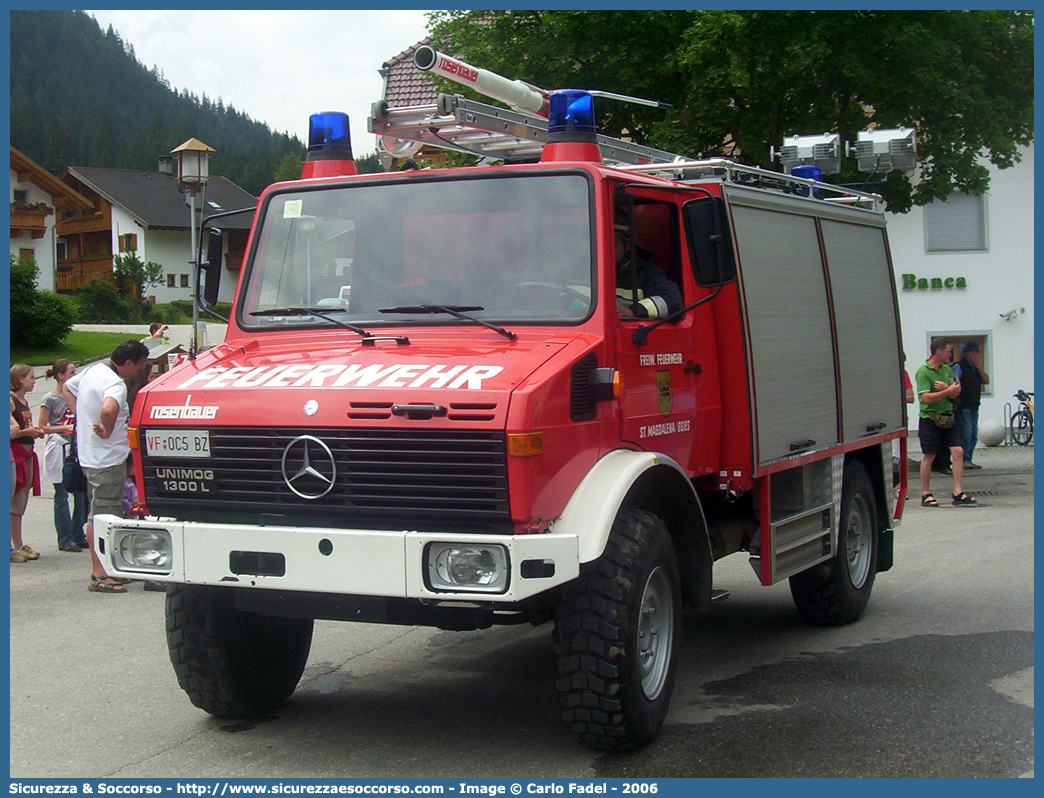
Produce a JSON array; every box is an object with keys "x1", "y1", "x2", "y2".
[
  {"x1": 369, "y1": 93, "x2": 685, "y2": 166},
  {"x1": 620, "y1": 159, "x2": 882, "y2": 210},
  {"x1": 369, "y1": 93, "x2": 882, "y2": 211}
]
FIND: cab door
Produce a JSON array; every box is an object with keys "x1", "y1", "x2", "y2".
[{"x1": 613, "y1": 193, "x2": 700, "y2": 466}]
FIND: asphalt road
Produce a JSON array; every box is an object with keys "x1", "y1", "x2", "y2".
[{"x1": 8, "y1": 449, "x2": 1033, "y2": 778}]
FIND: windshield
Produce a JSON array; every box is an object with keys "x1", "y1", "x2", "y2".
[{"x1": 239, "y1": 173, "x2": 594, "y2": 329}]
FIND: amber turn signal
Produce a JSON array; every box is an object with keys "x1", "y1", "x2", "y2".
[
  {"x1": 127, "y1": 427, "x2": 140, "y2": 449},
  {"x1": 507, "y1": 432, "x2": 544, "y2": 457}
]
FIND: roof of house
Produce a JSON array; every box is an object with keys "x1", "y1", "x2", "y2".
[
  {"x1": 382, "y1": 36, "x2": 437, "y2": 108},
  {"x1": 61, "y1": 166, "x2": 256, "y2": 231},
  {"x1": 10, "y1": 147, "x2": 93, "y2": 211}
]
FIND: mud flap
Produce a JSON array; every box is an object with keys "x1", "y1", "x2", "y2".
[{"x1": 876, "y1": 527, "x2": 894, "y2": 573}]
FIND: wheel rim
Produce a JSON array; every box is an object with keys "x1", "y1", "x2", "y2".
[
  {"x1": 1013, "y1": 413, "x2": 1032, "y2": 445},
  {"x1": 637, "y1": 565, "x2": 674, "y2": 700},
  {"x1": 845, "y1": 494, "x2": 873, "y2": 589}
]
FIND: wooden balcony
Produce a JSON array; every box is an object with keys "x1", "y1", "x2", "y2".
[
  {"x1": 10, "y1": 209, "x2": 48, "y2": 239},
  {"x1": 56, "y1": 210, "x2": 108, "y2": 236},
  {"x1": 56, "y1": 255, "x2": 115, "y2": 292}
]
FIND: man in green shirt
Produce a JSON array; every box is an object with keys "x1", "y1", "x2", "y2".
[{"x1": 915, "y1": 338, "x2": 976, "y2": 506}]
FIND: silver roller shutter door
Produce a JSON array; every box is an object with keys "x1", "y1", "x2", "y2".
[
  {"x1": 731, "y1": 206, "x2": 839, "y2": 464},
  {"x1": 821, "y1": 220, "x2": 904, "y2": 441}
]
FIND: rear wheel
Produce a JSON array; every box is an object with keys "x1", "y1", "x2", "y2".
[
  {"x1": 790, "y1": 461, "x2": 878, "y2": 626},
  {"x1": 553, "y1": 509, "x2": 680, "y2": 751},
  {"x1": 166, "y1": 585, "x2": 314, "y2": 718},
  {"x1": 1011, "y1": 409, "x2": 1033, "y2": 445}
]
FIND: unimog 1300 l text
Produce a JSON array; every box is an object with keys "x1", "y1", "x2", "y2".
[{"x1": 95, "y1": 50, "x2": 907, "y2": 750}]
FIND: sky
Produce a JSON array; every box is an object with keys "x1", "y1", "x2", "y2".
[{"x1": 84, "y1": 9, "x2": 433, "y2": 156}]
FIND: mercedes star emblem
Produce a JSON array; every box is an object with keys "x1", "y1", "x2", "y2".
[
  {"x1": 281, "y1": 435, "x2": 337, "y2": 499},
  {"x1": 303, "y1": 399, "x2": 319, "y2": 416}
]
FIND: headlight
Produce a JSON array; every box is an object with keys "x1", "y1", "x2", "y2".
[
  {"x1": 113, "y1": 529, "x2": 172, "y2": 573},
  {"x1": 426, "y1": 543, "x2": 509, "y2": 593}
]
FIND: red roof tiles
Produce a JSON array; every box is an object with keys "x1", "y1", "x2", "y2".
[{"x1": 382, "y1": 36, "x2": 437, "y2": 108}]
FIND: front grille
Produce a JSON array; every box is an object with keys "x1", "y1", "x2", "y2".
[{"x1": 142, "y1": 427, "x2": 509, "y2": 523}]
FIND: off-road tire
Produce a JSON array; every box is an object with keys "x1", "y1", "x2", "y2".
[
  {"x1": 166, "y1": 584, "x2": 314, "y2": 718},
  {"x1": 790, "y1": 461, "x2": 878, "y2": 626},
  {"x1": 553, "y1": 509, "x2": 680, "y2": 751}
]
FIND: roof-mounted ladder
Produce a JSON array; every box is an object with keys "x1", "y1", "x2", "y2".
[
  {"x1": 369, "y1": 93, "x2": 882, "y2": 210},
  {"x1": 369, "y1": 93, "x2": 685, "y2": 166}
]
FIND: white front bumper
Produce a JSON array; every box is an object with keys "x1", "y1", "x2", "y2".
[{"x1": 92, "y1": 514, "x2": 579, "y2": 602}]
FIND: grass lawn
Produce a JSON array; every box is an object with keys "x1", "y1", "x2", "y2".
[{"x1": 10, "y1": 330, "x2": 136, "y2": 367}]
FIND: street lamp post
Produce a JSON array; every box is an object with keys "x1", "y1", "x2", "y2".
[{"x1": 172, "y1": 137, "x2": 215, "y2": 357}]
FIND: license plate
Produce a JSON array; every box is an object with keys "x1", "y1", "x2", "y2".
[{"x1": 144, "y1": 429, "x2": 211, "y2": 458}]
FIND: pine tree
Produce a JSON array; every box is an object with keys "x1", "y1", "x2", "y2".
[{"x1": 9, "y1": 9, "x2": 321, "y2": 195}]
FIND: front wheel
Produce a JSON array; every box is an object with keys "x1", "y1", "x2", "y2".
[
  {"x1": 1011, "y1": 409, "x2": 1033, "y2": 445},
  {"x1": 790, "y1": 461, "x2": 878, "y2": 626},
  {"x1": 553, "y1": 509, "x2": 680, "y2": 751},
  {"x1": 166, "y1": 585, "x2": 314, "y2": 718}
]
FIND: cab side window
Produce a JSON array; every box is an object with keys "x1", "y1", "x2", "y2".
[
  {"x1": 614, "y1": 197, "x2": 685, "y2": 320},
  {"x1": 630, "y1": 201, "x2": 682, "y2": 287}
]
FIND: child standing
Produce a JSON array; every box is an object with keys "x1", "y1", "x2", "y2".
[
  {"x1": 38, "y1": 360, "x2": 89, "y2": 552},
  {"x1": 10, "y1": 364, "x2": 45, "y2": 560}
]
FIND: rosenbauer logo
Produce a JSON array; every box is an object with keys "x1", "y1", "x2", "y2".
[
  {"x1": 149, "y1": 395, "x2": 219, "y2": 420},
  {"x1": 438, "y1": 56, "x2": 478, "y2": 82},
  {"x1": 172, "y1": 363, "x2": 504, "y2": 391}
]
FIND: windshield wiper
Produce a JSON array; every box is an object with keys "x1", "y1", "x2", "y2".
[
  {"x1": 249, "y1": 306, "x2": 375, "y2": 338},
  {"x1": 378, "y1": 304, "x2": 516, "y2": 341}
]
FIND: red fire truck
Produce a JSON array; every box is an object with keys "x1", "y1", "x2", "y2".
[{"x1": 95, "y1": 51, "x2": 907, "y2": 751}]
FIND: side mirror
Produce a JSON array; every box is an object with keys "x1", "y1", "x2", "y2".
[
  {"x1": 683, "y1": 196, "x2": 735, "y2": 287},
  {"x1": 202, "y1": 227, "x2": 223, "y2": 305}
]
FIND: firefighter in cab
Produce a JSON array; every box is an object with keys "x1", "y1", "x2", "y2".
[{"x1": 613, "y1": 207, "x2": 683, "y2": 319}]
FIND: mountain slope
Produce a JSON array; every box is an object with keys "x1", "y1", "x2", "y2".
[{"x1": 10, "y1": 10, "x2": 306, "y2": 195}]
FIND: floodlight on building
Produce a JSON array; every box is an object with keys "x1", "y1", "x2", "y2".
[
  {"x1": 772, "y1": 133, "x2": 841, "y2": 176},
  {"x1": 848, "y1": 127, "x2": 917, "y2": 174}
]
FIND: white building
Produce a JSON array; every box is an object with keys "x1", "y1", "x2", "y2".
[
  {"x1": 887, "y1": 145, "x2": 1034, "y2": 435},
  {"x1": 10, "y1": 147, "x2": 92, "y2": 288},
  {"x1": 56, "y1": 162, "x2": 256, "y2": 304}
]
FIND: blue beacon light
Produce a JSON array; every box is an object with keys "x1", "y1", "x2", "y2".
[
  {"x1": 548, "y1": 90, "x2": 596, "y2": 135},
  {"x1": 308, "y1": 111, "x2": 352, "y2": 153},
  {"x1": 302, "y1": 111, "x2": 357, "y2": 178},
  {"x1": 543, "y1": 90, "x2": 602, "y2": 162},
  {"x1": 791, "y1": 164, "x2": 823, "y2": 198},
  {"x1": 791, "y1": 164, "x2": 822, "y2": 182}
]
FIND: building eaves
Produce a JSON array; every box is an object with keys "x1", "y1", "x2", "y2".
[
  {"x1": 385, "y1": 35, "x2": 432, "y2": 69},
  {"x1": 382, "y1": 36, "x2": 438, "y2": 108},
  {"x1": 10, "y1": 147, "x2": 92, "y2": 210},
  {"x1": 62, "y1": 166, "x2": 256, "y2": 231}
]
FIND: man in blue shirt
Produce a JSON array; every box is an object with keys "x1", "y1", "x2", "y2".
[{"x1": 951, "y1": 341, "x2": 990, "y2": 470}]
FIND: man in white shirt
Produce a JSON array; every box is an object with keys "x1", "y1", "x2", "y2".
[{"x1": 64, "y1": 340, "x2": 150, "y2": 593}]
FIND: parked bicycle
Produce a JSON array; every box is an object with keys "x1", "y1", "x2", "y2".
[{"x1": 1011, "y1": 390, "x2": 1034, "y2": 445}]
